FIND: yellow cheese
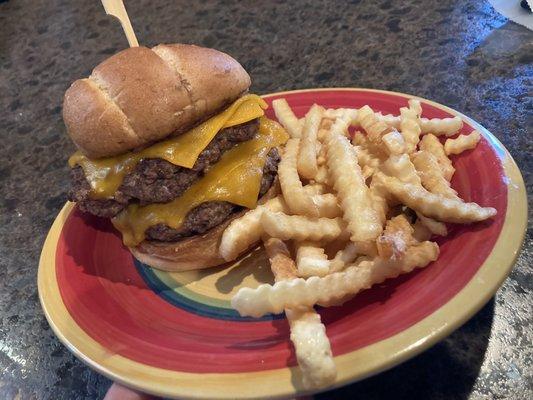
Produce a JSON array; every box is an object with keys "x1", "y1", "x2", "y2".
[
  {"x1": 113, "y1": 117, "x2": 288, "y2": 246},
  {"x1": 68, "y1": 94, "x2": 267, "y2": 199}
]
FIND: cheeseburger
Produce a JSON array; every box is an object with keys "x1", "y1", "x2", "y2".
[{"x1": 64, "y1": 44, "x2": 287, "y2": 271}]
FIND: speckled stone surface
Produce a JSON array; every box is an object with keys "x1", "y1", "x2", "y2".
[{"x1": 0, "y1": 0, "x2": 531, "y2": 399}]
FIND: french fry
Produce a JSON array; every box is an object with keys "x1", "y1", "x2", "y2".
[
  {"x1": 375, "y1": 112, "x2": 401, "y2": 130},
  {"x1": 355, "y1": 145, "x2": 382, "y2": 170},
  {"x1": 231, "y1": 241, "x2": 439, "y2": 317},
  {"x1": 220, "y1": 187, "x2": 342, "y2": 261},
  {"x1": 329, "y1": 242, "x2": 359, "y2": 272},
  {"x1": 313, "y1": 165, "x2": 331, "y2": 186},
  {"x1": 263, "y1": 237, "x2": 336, "y2": 389},
  {"x1": 411, "y1": 151, "x2": 458, "y2": 199},
  {"x1": 362, "y1": 165, "x2": 374, "y2": 180},
  {"x1": 408, "y1": 99, "x2": 422, "y2": 117},
  {"x1": 413, "y1": 219, "x2": 433, "y2": 241},
  {"x1": 326, "y1": 119, "x2": 383, "y2": 242},
  {"x1": 225, "y1": 99, "x2": 498, "y2": 389},
  {"x1": 419, "y1": 116, "x2": 463, "y2": 137},
  {"x1": 381, "y1": 154, "x2": 447, "y2": 235},
  {"x1": 279, "y1": 138, "x2": 319, "y2": 217},
  {"x1": 382, "y1": 130, "x2": 406, "y2": 155},
  {"x1": 263, "y1": 236, "x2": 297, "y2": 279},
  {"x1": 295, "y1": 241, "x2": 330, "y2": 277},
  {"x1": 313, "y1": 193, "x2": 342, "y2": 218},
  {"x1": 382, "y1": 154, "x2": 421, "y2": 185},
  {"x1": 400, "y1": 106, "x2": 421, "y2": 153},
  {"x1": 297, "y1": 105, "x2": 323, "y2": 180},
  {"x1": 376, "y1": 214, "x2": 415, "y2": 259},
  {"x1": 317, "y1": 118, "x2": 333, "y2": 142},
  {"x1": 357, "y1": 105, "x2": 393, "y2": 144},
  {"x1": 375, "y1": 112, "x2": 463, "y2": 137},
  {"x1": 444, "y1": 130, "x2": 481, "y2": 155},
  {"x1": 324, "y1": 108, "x2": 358, "y2": 126},
  {"x1": 272, "y1": 98, "x2": 302, "y2": 138},
  {"x1": 416, "y1": 213, "x2": 448, "y2": 236},
  {"x1": 374, "y1": 173, "x2": 497, "y2": 223},
  {"x1": 261, "y1": 211, "x2": 346, "y2": 242},
  {"x1": 219, "y1": 196, "x2": 288, "y2": 261},
  {"x1": 369, "y1": 178, "x2": 390, "y2": 224},
  {"x1": 419, "y1": 134, "x2": 455, "y2": 181},
  {"x1": 351, "y1": 131, "x2": 368, "y2": 147},
  {"x1": 317, "y1": 142, "x2": 327, "y2": 166},
  {"x1": 285, "y1": 308, "x2": 337, "y2": 388},
  {"x1": 304, "y1": 183, "x2": 327, "y2": 195}
]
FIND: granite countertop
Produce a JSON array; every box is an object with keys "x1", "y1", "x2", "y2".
[{"x1": 0, "y1": 0, "x2": 531, "y2": 399}]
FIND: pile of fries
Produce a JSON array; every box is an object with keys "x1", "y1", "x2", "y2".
[{"x1": 219, "y1": 98, "x2": 496, "y2": 389}]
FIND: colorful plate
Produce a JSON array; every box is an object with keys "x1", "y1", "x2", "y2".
[{"x1": 38, "y1": 89, "x2": 527, "y2": 399}]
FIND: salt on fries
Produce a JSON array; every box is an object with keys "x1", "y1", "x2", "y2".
[
  {"x1": 220, "y1": 97, "x2": 497, "y2": 389},
  {"x1": 263, "y1": 237, "x2": 337, "y2": 388}
]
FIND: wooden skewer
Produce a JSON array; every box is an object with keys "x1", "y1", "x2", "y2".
[{"x1": 101, "y1": 0, "x2": 139, "y2": 47}]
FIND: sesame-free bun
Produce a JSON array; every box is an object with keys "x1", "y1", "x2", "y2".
[{"x1": 63, "y1": 44, "x2": 251, "y2": 159}]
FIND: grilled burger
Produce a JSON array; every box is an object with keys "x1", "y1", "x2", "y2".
[{"x1": 64, "y1": 44, "x2": 287, "y2": 271}]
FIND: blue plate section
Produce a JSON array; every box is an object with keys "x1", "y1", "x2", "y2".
[{"x1": 134, "y1": 259, "x2": 283, "y2": 322}]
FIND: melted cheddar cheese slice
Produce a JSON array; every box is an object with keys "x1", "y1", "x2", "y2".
[
  {"x1": 113, "y1": 117, "x2": 288, "y2": 246},
  {"x1": 69, "y1": 94, "x2": 267, "y2": 199}
]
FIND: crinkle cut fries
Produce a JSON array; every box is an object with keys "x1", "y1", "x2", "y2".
[{"x1": 220, "y1": 97, "x2": 496, "y2": 389}]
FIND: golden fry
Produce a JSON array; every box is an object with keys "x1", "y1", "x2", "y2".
[
  {"x1": 444, "y1": 130, "x2": 481, "y2": 155},
  {"x1": 279, "y1": 138, "x2": 319, "y2": 217},
  {"x1": 400, "y1": 106, "x2": 421, "y2": 153},
  {"x1": 263, "y1": 237, "x2": 337, "y2": 389},
  {"x1": 419, "y1": 134, "x2": 455, "y2": 181},
  {"x1": 295, "y1": 241, "x2": 330, "y2": 277},
  {"x1": 272, "y1": 98, "x2": 301, "y2": 138},
  {"x1": 219, "y1": 196, "x2": 288, "y2": 261},
  {"x1": 231, "y1": 241, "x2": 439, "y2": 317},
  {"x1": 411, "y1": 151, "x2": 458, "y2": 199},
  {"x1": 326, "y1": 119, "x2": 383, "y2": 242},
  {"x1": 261, "y1": 211, "x2": 346, "y2": 242},
  {"x1": 297, "y1": 105, "x2": 323, "y2": 180},
  {"x1": 376, "y1": 214, "x2": 415, "y2": 259},
  {"x1": 374, "y1": 173, "x2": 497, "y2": 223}
]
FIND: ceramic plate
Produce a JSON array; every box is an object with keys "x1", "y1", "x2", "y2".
[{"x1": 38, "y1": 88, "x2": 527, "y2": 399}]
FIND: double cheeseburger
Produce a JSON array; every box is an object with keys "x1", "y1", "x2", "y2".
[{"x1": 64, "y1": 44, "x2": 287, "y2": 271}]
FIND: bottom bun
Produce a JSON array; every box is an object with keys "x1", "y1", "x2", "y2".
[
  {"x1": 130, "y1": 181, "x2": 279, "y2": 272},
  {"x1": 130, "y1": 209, "x2": 248, "y2": 271}
]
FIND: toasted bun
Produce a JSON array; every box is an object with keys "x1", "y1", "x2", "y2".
[
  {"x1": 130, "y1": 180, "x2": 279, "y2": 272},
  {"x1": 63, "y1": 44, "x2": 251, "y2": 158}
]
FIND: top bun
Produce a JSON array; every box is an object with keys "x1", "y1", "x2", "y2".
[{"x1": 63, "y1": 44, "x2": 251, "y2": 158}]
